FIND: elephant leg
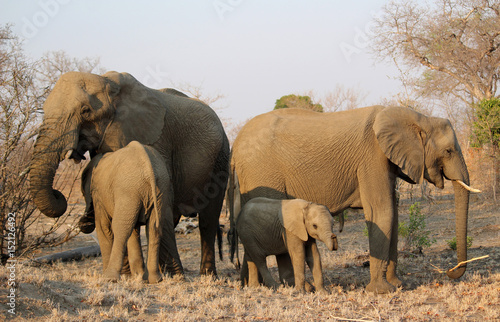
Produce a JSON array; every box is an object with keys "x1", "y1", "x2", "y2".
[
  {"x1": 198, "y1": 190, "x2": 225, "y2": 276},
  {"x1": 277, "y1": 253, "x2": 314, "y2": 292},
  {"x1": 305, "y1": 242, "x2": 326, "y2": 294},
  {"x1": 126, "y1": 226, "x2": 145, "y2": 279},
  {"x1": 95, "y1": 208, "x2": 113, "y2": 272},
  {"x1": 276, "y1": 253, "x2": 294, "y2": 286},
  {"x1": 243, "y1": 248, "x2": 277, "y2": 289},
  {"x1": 242, "y1": 252, "x2": 261, "y2": 288},
  {"x1": 105, "y1": 203, "x2": 139, "y2": 282},
  {"x1": 386, "y1": 207, "x2": 402, "y2": 288},
  {"x1": 240, "y1": 252, "x2": 249, "y2": 287},
  {"x1": 144, "y1": 220, "x2": 162, "y2": 283},
  {"x1": 78, "y1": 206, "x2": 96, "y2": 234},
  {"x1": 254, "y1": 258, "x2": 279, "y2": 289},
  {"x1": 360, "y1": 171, "x2": 398, "y2": 294},
  {"x1": 289, "y1": 245, "x2": 307, "y2": 293},
  {"x1": 159, "y1": 208, "x2": 184, "y2": 277}
]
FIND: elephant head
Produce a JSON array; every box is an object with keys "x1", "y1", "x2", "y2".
[
  {"x1": 30, "y1": 71, "x2": 167, "y2": 218},
  {"x1": 373, "y1": 106, "x2": 480, "y2": 279},
  {"x1": 280, "y1": 200, "x2": 338, "y2": 251}
]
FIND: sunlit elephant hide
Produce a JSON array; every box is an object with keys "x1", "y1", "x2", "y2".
[
  {"x1": 81, "y1": 141, "x2": 183, "y2": 283},
  {"x1": 229, "y1": 105, "x2": 479, "y2": 293}
]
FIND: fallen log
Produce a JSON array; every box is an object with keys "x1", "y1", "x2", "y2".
[{"x1": 29, "y1": 245, "x2": 101, "y2": 265}]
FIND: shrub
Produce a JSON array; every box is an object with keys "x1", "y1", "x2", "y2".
[
  {"x1": 399, "y1": 202, "x2": 436, "y2": 253},
  {"x1": 446, "y1": 236, "x2": 473, "y2": 251}
]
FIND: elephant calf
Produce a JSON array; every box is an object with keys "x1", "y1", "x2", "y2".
[
  {"x1": 81, "y1": 141, "x2": 183, "y2": 283},
  {"x1": 236, "y1": 197, "x2": 338, "y2": 293}
]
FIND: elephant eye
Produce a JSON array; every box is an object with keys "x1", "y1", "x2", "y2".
[
  {"x1": 444, "y1": 148, "x2": 453, "y2": 156},
  {"x1": 81, "y1": 105, "x2": 92, "y2": 118},
  {"x1": 313, "y1": 224, "x2": 318, "y2": 229}
]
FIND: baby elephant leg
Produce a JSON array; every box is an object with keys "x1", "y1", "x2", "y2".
[
  {"x1": 305, "y1": 242, "x2": 327, "y2": 294},
  {"x1": 244, "y1": 249, "x2": 279, "y2": 289},
  {"x1": 126, "y1": 226, "x2": 145, "y2": 279},
  {"x1": 144, "y1": 219, "x2": 162, "y2": 284}
]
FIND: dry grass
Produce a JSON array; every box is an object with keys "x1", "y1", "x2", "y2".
[{"x1": 1, "y1": 183, "x2": 499, "y2": 321}]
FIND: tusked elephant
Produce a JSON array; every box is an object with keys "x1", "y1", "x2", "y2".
[
  {"x1": 29, "y1": 71, "x2": 229, "y2": 276},
  {"x1": 236, "y1": 198, "x2": 338, "y2": 293},
  {"x1": 229, "y1": 105, "x2": 480, "y2": 294},
  {"x1": 81, "y1": 141, "x2": 183, "y2": 283}
]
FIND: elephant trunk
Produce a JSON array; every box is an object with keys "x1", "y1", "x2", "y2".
[
  {"x1": 29, "y1": 121, "x2": 76, "y2": 218},
  {"x1": 446, "y1": 179, "x2": 470, "y2": 279},
  {"x1": 324, "y1": 233, "x2": 338, "y2": 251}
]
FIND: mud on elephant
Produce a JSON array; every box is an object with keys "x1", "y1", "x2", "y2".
[{"x1": 30, "y1": 71, "x2": 229, "y2": 275}]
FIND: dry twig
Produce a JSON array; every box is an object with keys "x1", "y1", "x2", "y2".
[{"x1": 430, "y1": 255, "x2": 490, "y2": 273}]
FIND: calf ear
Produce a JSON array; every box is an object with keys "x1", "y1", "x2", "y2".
[{"x1": 279, "y1": 200, "x2": 309, "y2": 242}]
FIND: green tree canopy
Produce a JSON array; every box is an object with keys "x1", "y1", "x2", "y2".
[
  {"x1": 471, "y1": 97, "x2": 500, "y2": 201},
  {"x1": 471, "y1": 98, "x2": 500, "y2": 149},
  {"x1": 274, "y1": 94, "x2": 323, "y2": 112}
]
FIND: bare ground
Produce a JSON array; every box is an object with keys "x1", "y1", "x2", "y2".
[{"x1": 1, "y1": 183, "x2": 499, "y2": 321}]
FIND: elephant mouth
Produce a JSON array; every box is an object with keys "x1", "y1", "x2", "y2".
[{"x1": 66, "y1": 149, "x2": 86, "y2": 164}]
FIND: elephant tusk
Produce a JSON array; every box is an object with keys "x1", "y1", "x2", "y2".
[
  {"x1": 455, "y1": 180, "x2": 482, "y2": 193},
  {"x1": 65, "y1": 149, "x2": 73, "y2": 160},
  {"x1": 65, "y1": 149, "x2": 84, "y2": 164}
]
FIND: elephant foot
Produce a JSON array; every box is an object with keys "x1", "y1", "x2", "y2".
[
  {"x1": 199, "y1": 266, "x2": 217, "y2": 276},
  {"x1": 315, "y1": 287, "x2": 329, "y2": 295},
  {"x1": 366, "y1": 279, "x2": 396, "y2": 294},
  {"x1": 304, "y1": 281, "x2": 315, "y2": 293},
  {"x1": 387, "y1": 275, "x2": 403, "y2": 288},
  {"x1": 120, "y1": 261, "x2": 131, "y2": 275},
  {"x1": 146, "y1": 272, "x2": 163, "y2": 284},
  {"x1": 103, "y1": 270, "x2": 121, "y2": 282},
  {"x1": 247, "y1": 280, "x2": 260, "y2": 288},
  {"x1": 267, "y1": 281, "x2": 281, "y2": 290},
  {"x1": 78, "y1": 217, "x2": 95, "y2": 234},
  {"x1": 163, "y1": 266, "x2": 184, "y2": 278}
]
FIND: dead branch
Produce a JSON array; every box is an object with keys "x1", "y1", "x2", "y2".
[
  {"x1": 448, "y1": 255, "x2": 491, "y2": 272},
  {"x1": 430, "y1": 255, "x2": 490, "y2": 273}
]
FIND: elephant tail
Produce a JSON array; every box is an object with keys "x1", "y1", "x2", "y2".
[
  {"x1": 217, "y1": 224, "x2": 223, "y2": 261},
  {"x1": 141, "y1": 144, "x2": 162, "y2": 231},
  {"x1": 227, "y1": 162, "x2": 241, "y2": 269}
]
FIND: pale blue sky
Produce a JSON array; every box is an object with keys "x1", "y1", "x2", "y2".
[{"x1": 1, "y1": 0, "x2": 401, "y2": 123}]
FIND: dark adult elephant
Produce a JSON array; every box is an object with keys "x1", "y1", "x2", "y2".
[
  {"x1": 30, "y1": 71, "x2": 229, "y2": 276},
  {"x1": 229, "y1": 106, "x2": 479, "y2": 293}
]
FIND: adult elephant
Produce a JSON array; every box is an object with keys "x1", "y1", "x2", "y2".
[
  {"x1": 229, "y1": 105, "x2": 479, "y2": 293},
  {"x1": 30, "y1": 71, "x2": 229, "y2": 275}
]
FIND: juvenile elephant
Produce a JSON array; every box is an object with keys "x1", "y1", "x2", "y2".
[
  {"x1": 30, "y1": 71, "x2": 229, "y2": 276},
  {"x1": 236, "y1": 198, "x2": 338, "y2": 293},
  {"x1": 229, "y1": 106, "x2": 480, "y2": 293},
  {"x1": 81, "y1": 141, "x2": 183, "y2": 283}
]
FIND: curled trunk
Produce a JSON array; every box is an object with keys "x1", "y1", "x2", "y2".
[{"x1": 29, "y1": 123, "x2": 76, "y2": 218}]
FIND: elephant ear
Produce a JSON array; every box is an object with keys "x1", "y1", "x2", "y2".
[
  {"x1": 373, "y1": 106, "x2": 426, "y2": 184},
  {"x1": 101, "y1": 71, "x2": 167, "y2": 150},
  {"x1": 279, "y1": 199, "x2": 309, "y2": 242}
]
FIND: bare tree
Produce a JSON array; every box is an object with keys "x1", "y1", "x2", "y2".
[
  {"x1": 168, "y1": 80, "x2": 227, "y2": 110},
  {"x1": 320, "y1": 84, "x2": 368, "y2": 112},
  {"x1": 0, "y1": 26, "x2": 104, "y2": 261},
  {"x1": 0, "y1": 26, "x2": 40, "y2": 262},
  {"x1": 37, "y1": 50, "x2": 104, "y2": 99},
  {"x1": 372, "y1": 0, "x2": 500, "y2": 107}
]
